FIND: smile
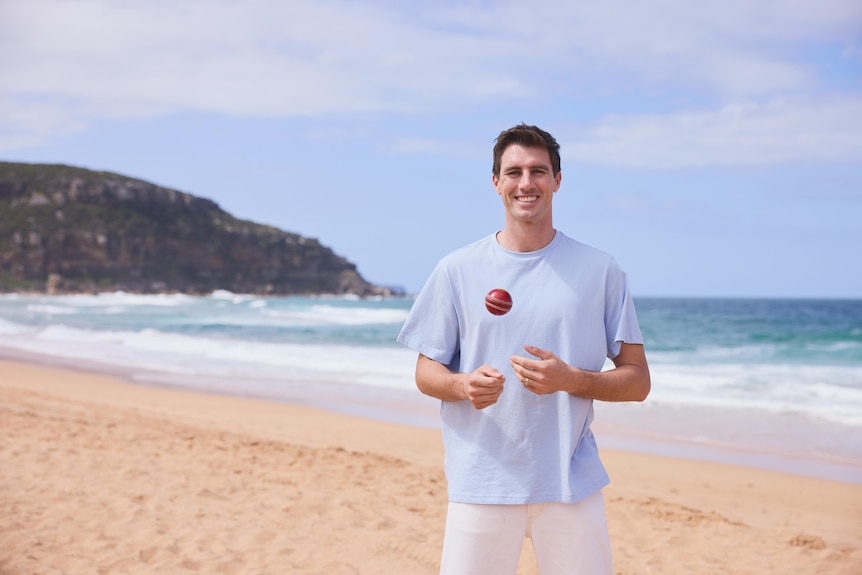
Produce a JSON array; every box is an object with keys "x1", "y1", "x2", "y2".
[{"x1": 516, "y1": 195, "x2": 538, "y2": 202}]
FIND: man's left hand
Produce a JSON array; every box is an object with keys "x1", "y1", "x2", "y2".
[{"x1": 510, "y1": 345, "x2": 575, "y2": 395}]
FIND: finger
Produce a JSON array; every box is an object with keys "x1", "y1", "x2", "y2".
[
  {"x1": 475, "y1": 381, "x2": 503, "y2": 395},
  {"x1": 473, "y1": 386, "x2": 503, "y2": 409},
  {"x1": 511, "y1": 357, "x2": 539, "y2": 377},
  {"x1": 473, "y1": 379, "x2": 504, "y2": 395},
  {"x1": 510, "y1": 355, "x2": 531, "y2": 370},
  {"x1": 475, "y1": 378, "x2": 505, "y2": 392}
]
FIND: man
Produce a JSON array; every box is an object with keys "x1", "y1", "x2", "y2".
[{"x1": 397, "y1": 124, "x2": 650, "y2": 574}]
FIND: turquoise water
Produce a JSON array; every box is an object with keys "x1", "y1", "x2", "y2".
[
  {"x1": 639, "y1": 298, "x2": 862, "y2": 365},
  {"x1": 634, "y1": 298, "x2": 862, "y2": 426},
  {"x1": 1, "y1": 292, "x2": 860, "y2": 480}
]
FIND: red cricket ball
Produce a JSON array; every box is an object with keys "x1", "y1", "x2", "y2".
[{"x1": 485, "y1": 288, "x2": 513, "y2": 316}]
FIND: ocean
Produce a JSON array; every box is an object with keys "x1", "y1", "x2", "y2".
[{"x1": 1, "y1": 291, "x2": 860, "y2": 483}]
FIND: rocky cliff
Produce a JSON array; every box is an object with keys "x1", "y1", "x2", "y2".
[{"x1": 0, "y1": 162, "x2": 392, "y2": 296}]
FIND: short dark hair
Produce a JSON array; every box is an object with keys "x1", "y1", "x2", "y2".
[{"x1": 492, "y1": 124, "x2": 561, "y2": 178}]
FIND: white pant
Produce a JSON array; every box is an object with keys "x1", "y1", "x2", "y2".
[{"x1": 439, "y1": 491, "x2": 613, "y2": 575}]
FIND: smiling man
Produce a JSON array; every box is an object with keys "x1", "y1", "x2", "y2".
[{"x1": 397, "y1": 124, "x2": 650, "y2": 575}]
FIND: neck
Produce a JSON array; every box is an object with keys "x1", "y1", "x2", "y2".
[{"x1": 496, "y1": 224, "x2": 556, "y2": 253}]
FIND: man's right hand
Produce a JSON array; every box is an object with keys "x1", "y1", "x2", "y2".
[
  {"x1": 416, "y1": 355, "x2": 505, "y2": 409},
  {"x1": 461, "y1": 366, "x2": 505, "y2": 409}
]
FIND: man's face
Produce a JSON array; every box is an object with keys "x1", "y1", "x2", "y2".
[{"x1": 492, "y1": 144, "x2": 561, "y2": 226}]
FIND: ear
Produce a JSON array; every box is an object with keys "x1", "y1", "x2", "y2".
[
  {"x1": 554, "y1": 171, "x2": 561, "y2": 192},
  {"x1": 492, "y1": 173, "x2": 501, "y2": 195}
]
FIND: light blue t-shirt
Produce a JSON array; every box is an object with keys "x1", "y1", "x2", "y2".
[{"x1": 397, "y1": 231, "x2": 643, "y2": 504}]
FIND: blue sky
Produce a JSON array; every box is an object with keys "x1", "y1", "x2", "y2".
[{"x1": 2, "y1": 0, "x2": 861, "y2": 297}]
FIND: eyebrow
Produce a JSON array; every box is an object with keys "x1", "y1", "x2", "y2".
[{"x1": 503, "y1": 163, "x2": 551, "y2": 172}]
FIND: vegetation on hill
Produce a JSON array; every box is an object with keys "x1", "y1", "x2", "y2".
[{"x1": 0, "y1": 162, "x2": 392, "y2": 296}]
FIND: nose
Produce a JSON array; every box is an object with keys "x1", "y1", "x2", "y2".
[{"x1": 518, "y1": 171, "x2": 534, "y2": 190}]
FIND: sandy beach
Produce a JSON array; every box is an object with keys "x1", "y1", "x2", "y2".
[{"x1": 1, "y1": 358, "x2": 860, "y2": 574}]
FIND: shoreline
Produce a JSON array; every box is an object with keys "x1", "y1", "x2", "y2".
[
  {"x1": 593, "y1": 401, "x2": 862, "y2": 485},
  {"x1": 2, "y1": 357, "x2": 861, "y2": 574},
  {"x1": 1, "y1": 345, "x2": 860, "y2": 486}
]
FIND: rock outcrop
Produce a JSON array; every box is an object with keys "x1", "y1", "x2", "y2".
[{"x1": 0, "y1": 162, "x2": 393, "y2": 296}]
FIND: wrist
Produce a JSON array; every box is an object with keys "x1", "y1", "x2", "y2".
[
  {"x1": 565, "y1": 365, "x2": 590, "y2": 396},
  {"x1": 454, "y1": 372, "x2": 471, "y2": 402}
]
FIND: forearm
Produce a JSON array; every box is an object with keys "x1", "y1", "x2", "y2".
[
  {"x1": 415, "y1": 354, "x2": 468, "y2": 402},
  {"x1": 564, "y1": 361, "x2": 650, "y2": 402}
]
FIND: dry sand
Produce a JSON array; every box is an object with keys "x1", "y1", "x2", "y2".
[{"x1": 1, "y1": 358, "x2": 860, "y2": 574}]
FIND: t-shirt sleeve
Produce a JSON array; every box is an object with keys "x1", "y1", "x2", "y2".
[
  {"x1": 396, "y1": 261, "x2": 460, "y2": 365},
  {"x1": 605, "y1": 258, "x2": 644, "y2": 359}
]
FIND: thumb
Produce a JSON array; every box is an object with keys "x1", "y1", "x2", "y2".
[
  {"x1": 480, "y1": 365, "x2": 504, "y2": 379},
  {"x1": 524, "y1": 344, "x2": 554, "y2": 360}
]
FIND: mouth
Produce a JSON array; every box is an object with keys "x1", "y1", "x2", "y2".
[{"x1": 515, "y1": 195, "x2": 538, "y2": 203}]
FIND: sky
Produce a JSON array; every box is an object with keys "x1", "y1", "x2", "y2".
[{"x1": 1, "y1": 0, "x2": 861, "y2": 298}]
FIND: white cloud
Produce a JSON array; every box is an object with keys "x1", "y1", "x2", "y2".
[
  {"x1": 564, "y1": 96, "x2": 862, "y2": 168},
  {"x1": 0, "y1": 0, "x2": 859, "y2": 155},
  {"x1": 0, "y1": 0, "x2": 529, "y2": 115}
]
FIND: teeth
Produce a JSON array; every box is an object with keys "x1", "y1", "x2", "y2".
[{"x1": 517, "y1": 196, "x2": 538, "y2": 202}]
